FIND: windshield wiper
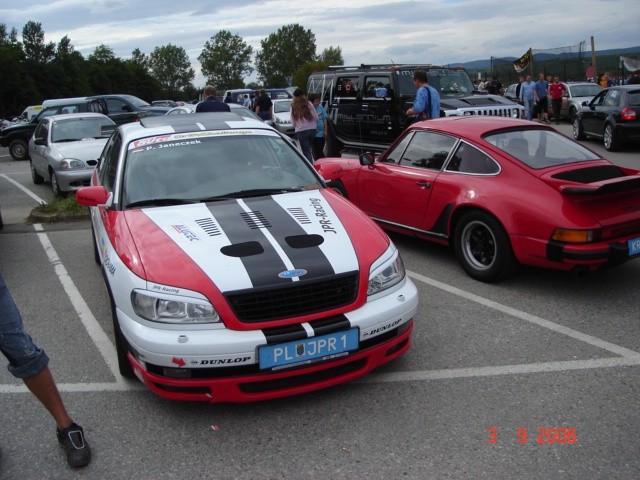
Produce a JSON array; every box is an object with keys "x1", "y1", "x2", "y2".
[
  {"x1": 125, "y1": 198, "x2": 197, "y2": 208},
  {"x1": 199, "y1": 188, "x2": 306, "y2": 202}
]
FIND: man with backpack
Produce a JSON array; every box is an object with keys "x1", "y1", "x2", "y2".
[{"x1": 405, "y1": 69, "x2": 441, "y2": 120}]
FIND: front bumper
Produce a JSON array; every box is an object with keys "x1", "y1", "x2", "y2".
[
  {"x1": 119, "y1": 278, "x2": 419, "y2": 402},
  {"x1": 53, "y1": 168, "x2": 94, "y2": 192}
]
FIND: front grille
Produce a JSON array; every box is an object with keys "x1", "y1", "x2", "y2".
[
  {"x1": 461, "y1": 107, "x2": 520, "y2": 117},
  {"x1": 225, "y1": 271, "x2": 359, "y2": 323}
]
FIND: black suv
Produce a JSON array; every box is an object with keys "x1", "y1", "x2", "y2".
[
  {"x1": 0, "y1": 97, "x2": 107, "y2": 160},
  {"x1": 307, "y1": 64, "x2": 524, "y2": 155}
]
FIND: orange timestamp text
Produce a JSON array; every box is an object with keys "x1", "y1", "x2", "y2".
[{"x1": 487, "y1": 427, "x2": 577, "y2": 445}]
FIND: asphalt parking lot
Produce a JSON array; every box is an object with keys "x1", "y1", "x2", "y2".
[{"x1": 1, "y1": 125, "x2": 639, "y2": 479}]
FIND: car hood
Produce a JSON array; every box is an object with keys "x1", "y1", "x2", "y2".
[
  {"x1": 49, "y1": 138, "x2": 109, "y2": 160},
  {"x1": 441, "y1": 94, "x2": 518, "y2": 109},
  {"x1": 125, "y1": 190, "x2": 385, "y2": 293}
]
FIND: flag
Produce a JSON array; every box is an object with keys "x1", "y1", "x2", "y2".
[{"x1": 513, "y1": 49, "x2": 532, "y2": 73}]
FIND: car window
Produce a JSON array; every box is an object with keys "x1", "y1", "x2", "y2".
[
  {"x1": 273, "y1": 100, "x2": 291, "y2": 113},
  {"x1": 335, "y1": 76, "x2": 360, "y2": 97},
  {"x1": 364, "y1": 75, "x2": 392, "y2": 98},
  {"x1": 34, "y1": 120, "x2": 49, "y2": 142},
  {"x1": 485, "y1": 129, "x2": 600, "y2": 169},
  {"x1": 106, "y1": 98, "x2": 131, "y2": 113},
  {"x1": 629, "y1": 91, "x2": 640, "y2": 106},
  {"x1": 383, "y1": 131, "x2": 414, "y2": 163},
  {"x1": 51, "y1": 117, "x2": 114, "y2": 142},
  {"x1": 98, "y1": 133, "x2": 122, "y2": 192},
  {"x1": 446, "y1": 142, "x2": 499, "y2": 174},
  {"x1": 590, "y1": 91, "x2": 606, "y2": 107},
  {"x1": 603, "y1": 90, "x2": 619, "y2": 107},
  {"x1": 570, "y1": 84, "x2": 601, "y2": 97},
  {"x1": 397, "y1": 131, "x2": 457, "y2": 170},
  {"x1": 121, "y1": 131, "x2": 322, "y2": 206}
]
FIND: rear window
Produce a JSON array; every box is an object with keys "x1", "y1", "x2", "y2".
[
  {"x1": 628, "y1": 92, "x2": 640, "y2": 106},
  {"x1": 484, "y1": 129, "x2": 600, "y2": 169}
]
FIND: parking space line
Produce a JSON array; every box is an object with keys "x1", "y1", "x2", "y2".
[
  {"x1": 0, "y1": 173, "x2": 46, "y2": 204},
  {"x1": 33, "y1": 223, "x2": 128, "y2": 386},
  {"x1": 360, "y1": 357, "x2": 640, "y2": 384},
  {"x1": 407, "y1": 270, "x2": 640, "y2": 359}
]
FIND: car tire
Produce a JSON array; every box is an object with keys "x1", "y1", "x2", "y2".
[
  {"x1": 328, "y1": 180, "x2": 348, "y2": 198},
  {"x1": 50, "y1": 171, "x2": 65, "y2": 197},
  {"x1": 324, "y1": 124, "x2": 343, "y2": 157},
  {"x1": 91, "y1": 223, "x2": 101, "y2": 265},
  {"x1": 573, "y1": 117, "x2": 586, "y2": 141},
  {"x1": 453, "y1": 211, "x2": 518, "y2": 282},
  {"x1": 30, "y1": 160, "x2": 44, "y2": 184},
  {"x1": 9, "y1": 138, "x2": 29, "y2": 161},
  {"x1": 603, "y1": 123, "x2": 618, "y2": 151},
  {"x1": 108, "y1": 291, "x2": 136, "y2": 378}
]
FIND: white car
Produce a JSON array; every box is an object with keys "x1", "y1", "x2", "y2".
[
  {"x1": 75, "y1": 112, "x2": 418, "y2": 403},
  {"x1": 272, "y1": 99, "x2": 293, "y2": 136},
  {"x1": 166, "y1": 102, "x2": 264, "y2": 123},
  {"x1": 29, "y1": 113, "x2": 115, "y2": 196}
]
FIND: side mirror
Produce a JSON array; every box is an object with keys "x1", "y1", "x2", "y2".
[
  {"x1": 75, "y1": 186, "x2": 111, "y2": 207},
  {"x1": 359, "y1": 152, "x2": 375, "y2": 166}
]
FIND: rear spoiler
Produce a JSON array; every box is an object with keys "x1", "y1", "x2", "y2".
[{"x1": 561, "y1": 175, "x2": 640, "y2": 194}]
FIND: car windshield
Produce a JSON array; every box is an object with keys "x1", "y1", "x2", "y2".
[
  {"x1": 122, "y1": 129, "x2": 323, "y2": 206},
  {"x1": 396, "y1": 68, "x2": 474, "y2": 96},
  {"x1": 121, "y1": 95, "x2": 151, "y2": 108},
  {"x1": 484, "y1": 128, "x2": 600, "y2": 169},
  {"x1": 51, "y1": 117, "x2": 115, "y2": 142},
  {"x1": 274, "y1": 100, "x2": 292, "y2": 113},
  {"x1": 569, "y1": 84, "x2": 602, "y2": 97}
]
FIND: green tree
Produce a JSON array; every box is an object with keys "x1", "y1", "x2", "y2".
[
  {"x1": 255, "y1": 24, "x2": 316, "y2": 87},
  {"x1": 88, "y1": 44, "x2": 115, "y2": 63},
  {"x1": 50, "y1": 36, "x2": 90, "y2": 98},
  {"x1": 198, "y1": 30, "x2": 253, "y2": 90},
  {"x1": 148, "y1": 44, "x2": 194, "y2": 98},
  {"x1": 21, "y1": 20, "x2": 54, "y2": 64},
  {"x1": 292, "y1": 61, "x2": 330, "y2": 94},
  {"x1": 130, "y1": 48, "x2": 149, "y2": 71},
  {"x1": 318, "y1": 46, "x2": 344, "y2": 65}
]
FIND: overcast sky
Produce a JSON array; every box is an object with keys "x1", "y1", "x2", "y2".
[{"x1": 2, "y1": 0, "x2": 639, "y2": 86}]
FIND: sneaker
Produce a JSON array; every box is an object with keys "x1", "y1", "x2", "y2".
[{"x1": 57, "y1": 423, "x2": 91, "y2": 468}]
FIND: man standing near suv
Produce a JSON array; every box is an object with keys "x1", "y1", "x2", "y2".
[
  {"x1": 405, "y1": 70, "x2": 441, "y2": 120},
  {"x1": 196, "y1": 85, "x2": 230, "y2": 113}
]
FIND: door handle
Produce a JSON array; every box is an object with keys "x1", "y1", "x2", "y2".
[{"x1": 416, "y1": 181, "x2": 431, "y2": 188}]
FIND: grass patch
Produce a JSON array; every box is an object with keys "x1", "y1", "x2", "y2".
[{"x1": 29, "y1": 195, "x2": 89, "y2": 222}]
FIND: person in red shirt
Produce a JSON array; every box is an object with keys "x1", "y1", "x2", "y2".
[{"x1": 548, "y1": 76, "x2": 568, "y2": 125}]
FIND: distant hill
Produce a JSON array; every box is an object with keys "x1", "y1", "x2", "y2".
[{"x1": 456, "y1": 45, "x2": 640, "y2": 70}]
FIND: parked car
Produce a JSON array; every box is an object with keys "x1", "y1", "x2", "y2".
[
  {"x1": 548, "y1": 82, "x2": 603, "y2": 122},
  {"x1": 271, "y1": 99, "x2": 293, "y2": 136},
  {"x1": 74, "y1": 112, "x2": 418, "y2": 403},
  {"x1": 573, "y1": 85, "x2": 640, "y2": 151},
  {"x1": 315, "y1": 116, "x2": 640, "y2": 282},
  {"x1": 166, "y1": 102, "x2": 263, "y2": 122},
  {"x1": 29, "y1": 113, "x2": 115, "y2": 196},
  {"x1": 0, "y1": 97, "x2": 108, "y2": 160},
  {"x1": 151, "y1": 100, "x2": 177, "y2": 107},
  {"x1": 88, "y1": 94, "x2": 168, "y2": 123},
  {"x1": 503, "y1": 83, "x2": 520, "y2": 102}
]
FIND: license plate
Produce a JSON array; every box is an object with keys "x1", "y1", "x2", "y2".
[
  {"x1": 629, "y1": 236, "x2": 640, "y2": 256},
  {"x1": 259, "y1": 328, "x2": 359, "y2": 370}
]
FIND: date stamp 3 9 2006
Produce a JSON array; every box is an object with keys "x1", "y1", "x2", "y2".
[{"x1": 487, "y1": 427, "x2": 577, "y2": 445}]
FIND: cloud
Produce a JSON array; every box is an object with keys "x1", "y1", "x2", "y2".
[{"x1": 2, "y1": 0, "x2": 638, "y2": 87}]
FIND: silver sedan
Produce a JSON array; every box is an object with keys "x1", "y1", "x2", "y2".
[{"x1": 28, "y1": 113, "x2": 115, "y2": 196}]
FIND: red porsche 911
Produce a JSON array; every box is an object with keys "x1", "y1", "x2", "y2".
[{"x1": 315, "y1": 116, "x2": 640, "y2": 282}]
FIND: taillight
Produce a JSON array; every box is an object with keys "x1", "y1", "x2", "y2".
[{"x1": 621, "y1": 107, "x2": 636, "y2": 121}]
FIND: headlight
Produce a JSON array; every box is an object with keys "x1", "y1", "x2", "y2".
[
  {"x1": 59, "y1": 158, "x2": 85, "y2": 169},
  {"x1": 367, "y1": 250, "x2": 406, "y2": 296},
  {"x1": 132, "y1": 290, "x2": 220, "y2": 324}
]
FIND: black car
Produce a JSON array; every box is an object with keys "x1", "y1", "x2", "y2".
[{"x1": 573, "y1": 85, "x2": 640, "y2": 151}]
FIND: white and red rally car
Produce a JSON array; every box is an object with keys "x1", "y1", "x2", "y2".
[{"x1": 76, "y1": 113, "x2": 418, "y2": 402}]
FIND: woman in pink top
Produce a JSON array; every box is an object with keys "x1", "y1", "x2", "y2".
[{"x1": 290, "y1": 88, "x2": 317, "y2": 163}]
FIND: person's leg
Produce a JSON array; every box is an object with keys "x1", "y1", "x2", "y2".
[{"x1": 23, "y1": 367, "x2": 73, "y2": 429}]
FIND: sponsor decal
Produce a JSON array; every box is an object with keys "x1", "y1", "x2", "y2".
[
  {"x1": 278, "y1": 268, "x2": 308, "y2": 279},
  {"x1": 172, "y1": 357, "x2": 186, "y2": 367},
  {"x1": 172, "y1": 224, "x2": 200, "y2": 242},
  {"x1": 362, "y1": 318, "x2": 403, "y2": 338},
  {"x1": 190, "y1": 357, "x2": 252, "y2": 366},
  {"x1": 131, "y1": 135, "x2": 172, "y2": 149},
  {"x1": 309, "y1": 197, "x2": 337, "y2": 234},
  {"x1": 151, "y1": 284, "x2": 180, "y2": 294},
  {"x1": 103, "y1": 255, "x2": 116, "y2": 276}
]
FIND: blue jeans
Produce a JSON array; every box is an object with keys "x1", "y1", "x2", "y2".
[
  {"x1": 523, "y1": 98, "x2": 535, "y2": 120},
  {"x1": 0, "y1": 273, "x2": 49, "y2": 379},
  {"x1": 296, "y1": 129, "x2": 316, "y2": 163}
]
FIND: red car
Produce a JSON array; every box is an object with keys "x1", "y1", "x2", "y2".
[{"x1": 315, "y1": 116, "x2": 640, "y2": 282}]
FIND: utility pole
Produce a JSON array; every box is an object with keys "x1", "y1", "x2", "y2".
[{"x1": 591, "y1": 36, "x2": 598, "y2": 84}]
